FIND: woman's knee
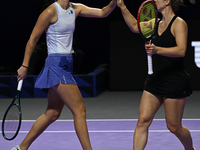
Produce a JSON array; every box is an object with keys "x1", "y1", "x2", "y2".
[
  {"x1": 137, "y1": 115, "x2": 153, "y2": 128},
  {"x1": 72, "y1": 103, "x2": 86, "y2": 118},
  {"x1": 45, "y1": 109, "x2": 62, "y2": 122},
  {"x1": 166, "y1": 122, "x2": 181, "y2": 134}
]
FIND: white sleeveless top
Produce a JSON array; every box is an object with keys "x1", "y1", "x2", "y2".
[{"x1": 45, "y1": 2, "x2": 75, "y2": 54}]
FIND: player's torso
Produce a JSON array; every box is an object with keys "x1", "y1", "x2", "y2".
[
  {"x1": 151, "y1": 16, "x2": 186, "y2": 78},
  {"x1": 46, "y1": 2, "x2": 76, "y2": 54}
]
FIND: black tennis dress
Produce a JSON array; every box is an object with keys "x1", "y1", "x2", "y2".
[{"x1": 144, "y1": 15, "x2": 192, "y2": 98}]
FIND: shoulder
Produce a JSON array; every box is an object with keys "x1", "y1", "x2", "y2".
[
  {"x1": 71, "y1": 2, "x2": 85, "y2": 9},
  {"x1": 173, "y1": 17, "x2": 187, "y2": 28},
  {"x1": 171, "y1": 16, "x2": 188, "y2": 37},
  {"x1": 172, "y1": 16, "x2": 187, "y2": 32},
  {"x1": 71, "y1": 2, "x2": 87, "y2": 17},
  {"x1": 38, "y1": 3, "x2": 57, "y2": 23},
  {"x1": 40, "y1": 4, "x2": 57, "y2": 18},
  {"x1": 71, "y1": 2, "x2": 89, "y2": 11}
]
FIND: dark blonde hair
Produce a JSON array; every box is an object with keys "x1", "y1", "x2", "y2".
[{"x1": 170, "y1": 0, "x2": 196, "y2": 12}]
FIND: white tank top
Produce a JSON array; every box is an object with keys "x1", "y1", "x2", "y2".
[{"x1": 46, "y1": 2, "x2": 75, "y2": 54}]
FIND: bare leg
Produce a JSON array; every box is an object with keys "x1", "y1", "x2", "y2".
[
  {"x1": 133, "y1": 90, "x2": 163, "y2": 150},
  {"x1": 164, "y1": 97, "x2": 194, "y2": 150},
  {"x1": 54, "y1": 83, "x2": 92, "y2": 150},
  {"x1": 19, "y1": 88, "x2": 64, "y2": 150}
]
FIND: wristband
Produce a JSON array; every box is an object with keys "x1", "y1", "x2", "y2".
[{"x1": 22, "y1": 65, "x2": 28, "y2": 68}]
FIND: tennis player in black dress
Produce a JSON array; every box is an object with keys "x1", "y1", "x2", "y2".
[{"x1": 117, "y1": 0, "x2": 196, "y2": 149}]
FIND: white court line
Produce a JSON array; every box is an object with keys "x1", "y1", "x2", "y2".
[
  {"x1": 0, "y1": 119, "x2": 199, "y2": 134},
  {"x1": 1, "y1": 119, "x2": 200, "y2": 122},
  {"x1": 49, "y1": 119, "x2": 200, "y2": 121},
  {"x1": 0, "y1": 130, "x2": 200, "y2": 134}
]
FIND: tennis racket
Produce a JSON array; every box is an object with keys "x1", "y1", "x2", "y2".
[
  {"x1": 137, "y1": 0, "x2": 158, "y2": 74},
  {"x1": 1, "y1": 79, "x2": 23, "y2": 140}
]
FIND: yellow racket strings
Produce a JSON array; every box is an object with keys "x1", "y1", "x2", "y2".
[{"x1": 139, "y1": 2, "x2": 156, "y2": 38}]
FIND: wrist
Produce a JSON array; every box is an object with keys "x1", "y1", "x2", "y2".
[
  {"x1": 21, "y1": 65, "x2": 28, "y2": 69},
  {"x1": 111, "y1": 0, "x2": 117, "y2": 6},
  {"x1": 120, "y1": 5, "x2": 127, "y2": 11}
]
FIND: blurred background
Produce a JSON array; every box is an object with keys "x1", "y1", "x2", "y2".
[{"x1": 0, "y1": 0, "x2": 200, "y2": 91}]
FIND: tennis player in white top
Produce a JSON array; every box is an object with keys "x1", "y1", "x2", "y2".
[{"x1": 15, "y1": 0, "x2": 117, "y2": 150}]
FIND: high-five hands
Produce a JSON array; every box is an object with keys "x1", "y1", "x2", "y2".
[{"x1": 116, "y1": 0, "x2": 125, "y2": 8}]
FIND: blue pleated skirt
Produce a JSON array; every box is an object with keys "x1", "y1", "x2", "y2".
[{"x1": 35, "y1": 54, "x2": 77, "y2": 89}]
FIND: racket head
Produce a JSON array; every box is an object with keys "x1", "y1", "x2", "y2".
[
  {"x1": 1, "y1": 93, "x2": 22, "y2": 140},
  {"x1": 137, "y1": 0, "x2": 158, "y2": 42}
]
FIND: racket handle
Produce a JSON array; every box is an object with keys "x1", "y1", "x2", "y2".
[
  {"x1": 17, "y1": 79, "x2": 23, "y2": 91},
  {"x1": 147, "y1": 54, "x2": 153, "y2": 75}
]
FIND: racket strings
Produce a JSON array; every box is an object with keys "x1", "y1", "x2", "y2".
[
  {"x1": 3, "y1": 105, "x2": 20, "y2": 139},
  {"x1": 139, "y1": 2, "x2": 157, "y2": 38}
]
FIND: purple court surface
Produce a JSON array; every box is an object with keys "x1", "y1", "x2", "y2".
[{"x1": 0, "y1": 119, "x2": 199, "y2": 150}]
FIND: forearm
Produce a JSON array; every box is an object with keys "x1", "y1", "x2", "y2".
[
  {"x1": 22, "y1": 39, "x2": 38, "y2": 67},
  {"x1": 100, "y1": 0, "x2": 117, "y2": 17},
  {"x1": 156, "y1": 46, "x2": 186, "y2": 57},
  {"x1": 120, "y1": 5, "x2": 139, "y2": 33}
]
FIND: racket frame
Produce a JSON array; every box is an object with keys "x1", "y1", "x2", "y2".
[
  {"x1": 137, "y1": 0, "x2": 158, "y2": 43},
  {"x1": 1, "y1": 80, "x2": 23, "y2": 140},
  {"x1": 137, "y1": 0, "x2": 158, "y2": 74}
]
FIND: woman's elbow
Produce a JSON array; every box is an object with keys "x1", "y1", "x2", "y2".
[
  {"x1": 181, "y1": 53, "x2": 185, "y2": 57},
  {"x1": 100, "y1": 12, "x2": 109, "y2": 18},
  {"x1": 179, "y1": 49, "x2": 186, "y2": 57},
  {"x1": 130, "y1": 26, "x2": 139, "y2": 33}
]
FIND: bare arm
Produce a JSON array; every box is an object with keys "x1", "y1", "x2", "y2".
[
  {"x1": 145, "y1": 17, "x2": 188, "y2": 57},
  {"x1": 117, "y1": 0, "x2": 139, "y2": 33},
  {"x1": 17, "y1": 5, "x2": 56, "y2": 80},
  {"x1": 72, "y1": 0, "x2": 117, "y2": 18}
]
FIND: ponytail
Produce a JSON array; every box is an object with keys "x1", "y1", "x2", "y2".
[
  {"x1": 170, "y1": 0, "x2": 196, "y2": 12},
  {"x1": 182, "y1": 0, "x2": 196, "y2": 4},
  {"x1": 189, "y1": 0, "x2": 196, "y2": 4}
]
